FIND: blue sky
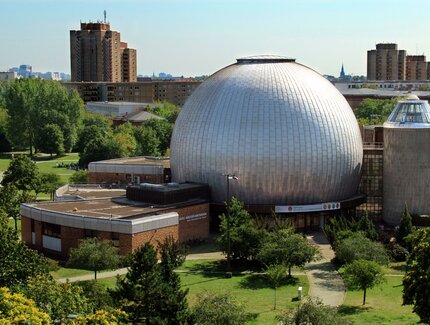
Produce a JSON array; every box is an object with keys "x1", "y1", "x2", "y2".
[{"x1": 1, "y1": 0, "x2": 429, "y2": 77}]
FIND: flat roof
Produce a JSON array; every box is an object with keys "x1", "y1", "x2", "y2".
[
  {"x1": 63, "y1": 188, "x2": 126, "y2": 199},
  {"x1": 27, "y1": 198, "x2": 166, "y2": 219}
]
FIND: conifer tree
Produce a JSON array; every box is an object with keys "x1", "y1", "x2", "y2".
[{"x1": 397, "y1": 203, "x2": 414, "y2": 250}]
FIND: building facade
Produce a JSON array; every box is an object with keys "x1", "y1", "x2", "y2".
[
  {"x1": 367, "y1": 43, "x2": 406, "y2": 81},
  {"x1": 63, "y1": 80, "x2": 201, "y2": 107},
  {"x1": 70, "y1": 22, "x2": 137, "y2": 82},
  {"x1": 21, "y1": 183, "x2": 210, "y2": 257},
  {"x1": 406, "y1": 55, "x2": 428, "y2": 81}
]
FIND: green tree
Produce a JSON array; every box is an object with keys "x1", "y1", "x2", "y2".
[
  {"x1": 79, "y1": 134, "x2": 124, "y2": 167},
  {"x1": 158, "y1": 237, "x2": 192, "y2": 324},
  {"x1": 112, "y1": 242, "x2": 191, "y2": 324},
  {"x1": 334, "y1": 232, "x2": 390, "y2": 266},
  {"x1": 0, "y1": 184, "x2": 24, "y2": 232},
  {"x1": 0, "y1": 287, "x2": 50, "y2": 324},
  {"x1": 144, "y1": 118, "x2": 173, "y2": 155},
  {"x1": 0, "y1": 78, "x2": 83, "y2": 155},
  {"x1": 0, "y1": 211, "x2": 49, "y2": 287},
  {"x1": 75, "y1": 280, "x2": 113, "y2": 311},
  {"x1": 343, "y1": 259, "x2": 384, "y2": 305},
  {"x1": 75, "y1": 114, "x2": 111, "y2": 153},
  {"x1": 69, "y1": 170, "x2": 89, "y2": 184},
  {"x1": 147, "y1": 102, "x2": 180, "y2": 123},
  {"x1": 36, "y1": 173, "x2": 62, "y2": 200},
  {"x1": 397, "y1": 202, "x2": 414, "y2": 250},
  {"x1": 1, "y1": 155, "x2": 39, "y2": 191},
  {"x1": 355, "y1": 98, "x2": 397, "y2": 125},
  {"x1": 403, "y1": 228, "x2": 430, "y2": 323},
  {"x1": 357, "y1": 210, "x2": 378, "y2": 241},
  {"x1": 112, "y1": 242, "x2": 167, "y2": 324},
  {"x1": 114, "y1": 122, "x2": 137, "y2": 157},
  {"x1": 22, "y1": 274, "x2": 89, "y2": 323},
  {"x1": 257, "y1": 228, "x2": 319, "y2": 276},
  {"x1": 265, "y1": 264, "x2": 287, "y2": 310},
  {"x1": 277, "y1": 297, "x2": 350, "y2": 325},
  {"x1": 67, "y1": 238, "x2": 121, "y2": 280},
  {"x1": 34, "y1": 123, "x2": 65, "y2": 157},
  {"x1": 133, "y1": 126, "x2": 161, "y2": 156},
  {"x1": 191, "y1": 292, "x2": 249, "y2": 325},
  {"x1": 217, "y1": 197, "x2": 265, "y2": 263}
]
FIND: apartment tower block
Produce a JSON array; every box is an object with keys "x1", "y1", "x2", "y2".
[
  {"x1": 70, "y1": 22, "x2": 137, "y2": 82},
  {"x1": 367, "y1": 43, "x2": 430, "y2": 81}
]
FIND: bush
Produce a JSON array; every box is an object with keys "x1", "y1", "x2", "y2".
[
  {"x1": 277, "y1": 297, "x2": 350, "y2": 325},
  {"x1": 191, "y1": 292, "x2": 250, "y2": 325},
  {"x1": 335, "y1": 232, "x2": 390, "y2": 265},
  {"x1": 389, "y1": 244, "x2": 409, "y2": 262},
  {"x1": 75, "y1": 280, "x2": 113, "y2": 311}
]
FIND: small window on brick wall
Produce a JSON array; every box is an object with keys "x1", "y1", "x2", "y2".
[
  {"x1": 111, "y1": 232, "x2": 120, "y2": 247},
  {"x1": 85, "y1": 229, "x2": 97, "y2": 238},
  {"x1": 42, "y1": 222, "x2": 61, "y2": 238}
]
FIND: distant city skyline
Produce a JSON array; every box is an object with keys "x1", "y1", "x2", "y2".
[{"x1": 2, "y1": 0, "x2": 430, "y2": 77}]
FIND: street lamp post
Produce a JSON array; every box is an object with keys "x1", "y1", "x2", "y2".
[{"x1": 223, "y1": 174, "x2": 238, "y2": 273}]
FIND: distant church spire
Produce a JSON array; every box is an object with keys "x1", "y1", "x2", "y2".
[{"x1": 340, "y1": 63, "x2": 345, "y2": 79}]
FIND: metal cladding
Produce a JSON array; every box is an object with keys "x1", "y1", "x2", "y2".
[
  {"x1": 383, "y1": 97, "x2": 430, "y2": 225},
  {"x1": 170, "y1": 56, "x2": 363, "y2": 205}
]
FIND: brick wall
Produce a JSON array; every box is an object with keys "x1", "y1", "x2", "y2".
[
  {"x1": 165, "y1": 203, "x2": 210, "y2": 243},
  {"x1": 129, "y1": 225, "x2": 179, "y2": 253},
  {"x1": 88, "y1": 172, "x2": 164, "y2": 184},
  {"x1": 21, "y1": 216, "x2": 32, "y2": 246}
]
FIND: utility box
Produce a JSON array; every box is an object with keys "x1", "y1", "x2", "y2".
[{"x1": 298, "y1": 286, "x2": 303, "y2": 301}]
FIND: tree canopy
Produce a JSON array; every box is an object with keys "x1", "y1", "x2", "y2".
[
  {"x1": 403, "y1": 228, "x2": 430, "y2": 323},
  {"x1": 0, "y1": 211, "x2": 49, "y2": 287},
  {"x1": 67, "y1": 238, "x2": 121, "y2": 280},
  {"x1": 0, "y1": 287, "x2": 50, "y2": 324},
  {"x1": 334, "y1": 232, "x2": 389, "y2": 266},
  {"x1": 191, "y1": 292, "x2": 249, "y2": 325},
  {"x1": 1, "y1": 155, "x2": 39, "y2": 191},
  {"x1": 343, "y1": 259, "x2": 384, "y2": 305},
  {"x1": 217, "y1": 197, "x2": 264, "y2": 262},
  {"x1": 355, "y1": 98, "x2": 397, "y2": 126},
  {"x1": 112, "y1": 241, "x2": 191, "y2": 324},
  {"x1": 257, "y1": 228, "x2": 319, "y2": 276},
  {"x1": 0, "y1": 78, "x2": 84, "y2": 155}
]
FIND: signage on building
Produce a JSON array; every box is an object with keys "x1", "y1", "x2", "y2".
[
  {"x1": 275, "y1": 202, "x2": 340, "y2": 213},
  {"x1": 180, "y1": 212, "x2": 207, "y2": 222}
]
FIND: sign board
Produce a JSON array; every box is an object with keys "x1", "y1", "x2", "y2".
[{"x1": 275, "y1": 202, "x2": 340, "y2": 213}]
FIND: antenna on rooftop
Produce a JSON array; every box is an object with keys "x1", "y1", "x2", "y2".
[{"x1": 104, "y1": 10, "x2": 107, "y2": 23}]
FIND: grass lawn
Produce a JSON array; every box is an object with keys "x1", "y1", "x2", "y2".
[
  {"x1": 0, "y1": 152, "x2": 80, "y2": 184},
  {"x1": 96, "y1": 265, "x2": 308, "y2": 325},
  {"x1": 340, "y1": 276, "x2": 419, "y2": 325},
  {"x1": 50, "y1": 266, "x2": 93, "y2": 279}
]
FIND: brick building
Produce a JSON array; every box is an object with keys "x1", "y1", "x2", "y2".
[
  {"x1": 21, "y1": 183, "x2": 210, "y2": 257},
  {"x1": 70, "y1": 22, "x2": 137, "y2": 82},
  {"x1": 87, "y1": 156, "x2": 170, "y2": 185},
  {"x1": 63, "y1": 79, "x2": 201, "y2": 107}
]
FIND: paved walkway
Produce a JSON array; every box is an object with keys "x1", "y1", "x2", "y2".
[{"x1": 305, "y1": 232, "x2": 346, "y2": 306}]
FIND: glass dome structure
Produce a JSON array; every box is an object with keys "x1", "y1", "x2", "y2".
[{"x1": 384, "y1": 95, "x2": 430, "y2": 128}]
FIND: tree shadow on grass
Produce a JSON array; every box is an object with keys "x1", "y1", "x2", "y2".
[
  {"x1": 182, "y1": 260, "x2": 261, "y2": 278},
  {"x1": 338, "y1": 305, "x2": 371, "y2": 316},
  {"x1": 390, "y1": 264, "x2": 407, "y2": 273},
  {"x1": 239, "y1": 274, "x2": 299, "y2": 290}
]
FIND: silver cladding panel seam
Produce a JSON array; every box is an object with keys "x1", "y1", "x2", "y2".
[{"x1": 170, "y1": 61, "x2": 363, "y2": 205}]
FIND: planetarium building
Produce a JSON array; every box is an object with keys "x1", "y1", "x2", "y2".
[{"x1": 171, "y1": 56, "x2": 364, "y2": 226}]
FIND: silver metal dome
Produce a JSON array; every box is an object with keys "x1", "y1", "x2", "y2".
[{"x1": 170, "y1": 57, "x2": 363, "y2": 205}]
